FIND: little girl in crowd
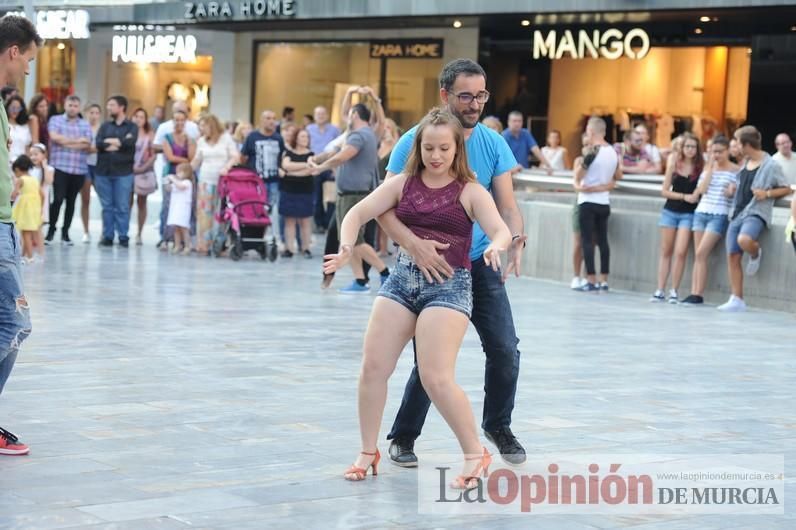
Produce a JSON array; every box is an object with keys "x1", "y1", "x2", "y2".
[
  {"x1": 29, "y1": 143, "x2": 54, "y2": 228},
  {"x1": 11, "y1": 155, "x2": 45, "y2": 263},
  {"x1": 167, "y1": 162, "x2": 194, "y2": 255}
]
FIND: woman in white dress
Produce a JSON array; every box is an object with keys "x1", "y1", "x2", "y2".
[
  {"x1": 541, "y1": 129, "x2": 568, "y2": 171},
  {"x1": 5, "y1": 96, "x2": 32, "y2": 163},
  {"x1": 28, "y1": 143, "x2": 54, "y2": 226}
]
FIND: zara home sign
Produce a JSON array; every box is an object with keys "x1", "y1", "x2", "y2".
[
  {"x1": 185, "y1": 0, "x2": 296, "y2": 19},
  {"x1": 533, "y1": 28, "x2": 650, "y2": 60}
]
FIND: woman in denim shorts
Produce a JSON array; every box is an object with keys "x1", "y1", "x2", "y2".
[
  {"x1": 681, "y1": 136, "x2": 739, "y2": 305},
  {"x1": 324, "y1": 109, "x2": 511, "y2": 490},
  {"x1": 651, "y1": 133, "x2": 702, "y2": 303}
]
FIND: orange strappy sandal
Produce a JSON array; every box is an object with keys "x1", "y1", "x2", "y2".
[
  {"x1": 343, "y1": 449, "x2": 381, "y2": 481},
  {"x1": 450, "y1": 447, "x2": 492, "y2": 490}
]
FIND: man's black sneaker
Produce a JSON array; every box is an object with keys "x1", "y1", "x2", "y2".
[
  {"x1": 98, "y1": 238, "x2": 114, "y2": 247},
  {"x1": 388, "y1": 437, "x2": 418, "y2": 467},
  {"x1": 119, "y1": 239, "x2": 129, "y2": 248},
  {"x1": 61, "y1": 235, "x2": 74, "y2": 246},
  {"x1": 485, "y1": 427, "x2": 526, "y2": 466},
  {"x1": 680, "y1": 294, "x2": 704, "y2": 305}
]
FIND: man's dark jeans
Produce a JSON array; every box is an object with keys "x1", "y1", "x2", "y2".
[
  {"x1": 313, "y1": 171, "x2": 334, "y2": 229},
  {"x1": 387, "y1": 256, "x2": 521, "y2": 440}
]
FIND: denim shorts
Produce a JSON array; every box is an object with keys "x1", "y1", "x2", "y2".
[
  {"x1": 378, "y1": 253, "x2": 473, "y2": 318},
  {"x1": 726, "y1": 215, "x2": 766, "y2": 255},
  {"x1": 692, "y1": 212, "x2": 729, "y2": 235},
  {"x1": 659, "y1": 208, "x2": 694, "y2": 230}
]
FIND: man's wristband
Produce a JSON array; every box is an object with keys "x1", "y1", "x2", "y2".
[{"x1": 512, "y1": 234, "x2": 526, "y2": 248}]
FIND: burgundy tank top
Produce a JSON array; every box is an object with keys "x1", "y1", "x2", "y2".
[{"x1": 395, "y1": 175, "x2": 473, "y2": 270}]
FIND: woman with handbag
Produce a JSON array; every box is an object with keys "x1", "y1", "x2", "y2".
[
  {"x1": 192, "y1": 114, "x2": 238, "y2": 255},
  {"x1": 131, "y1": 108, "x2": 157, "y2": 246}
]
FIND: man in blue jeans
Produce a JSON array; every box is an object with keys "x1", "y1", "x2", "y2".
[
  {"x1": 94, "y1": 95, "x2": 138, "y2": 247},
  {"x1": 380, "y1": 59, "x2": 528, "y2": 466},
  {"x1": 0, "y1": 15, "x2": 41, "y2": 455}
]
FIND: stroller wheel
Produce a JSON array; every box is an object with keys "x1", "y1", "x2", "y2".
[
  {"x1": 268, "y1": 239, "x2": 278, "y2": 262},
  {"x1": 230, "y1": 234, "x2": 243, "y2": 261}
]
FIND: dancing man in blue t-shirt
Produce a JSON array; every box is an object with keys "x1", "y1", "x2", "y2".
[{"x1": 380, "y1": 59, "x2": 529, "y2": 466}]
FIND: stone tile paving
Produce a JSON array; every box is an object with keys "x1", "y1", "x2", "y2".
[{"x1": 0, "y1": 227, "x2": 793, "y2": 529}]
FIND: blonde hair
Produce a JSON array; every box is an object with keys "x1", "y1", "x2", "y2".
[
  {"x1": 176, "y1": 162, "x2": 193, "y2": 180},
  {"x1": 403, "y1": 107, "x2": 475, "y2": 185},
  {"x1": 199, "y1": 113, "x2": 223, "y2": 143},
  {"x1": 383, "y1": 118, "x2": 400, "y2": 142},
  {"x1": 233, "y1": 121, "x2": 252, "y2": 144},
  {"x1": 481, "y1": 116, "x2": 503, "y2": 133}
]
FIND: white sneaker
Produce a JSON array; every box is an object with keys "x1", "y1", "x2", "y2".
[
  {"x1": 650, "y1": 289, "x2": 665, "y2": 302},
  {"x1": 570, "y1": 277, "x2": 585, "y2": 289},
  {"x1": 745, "y1": 248, "x2": 762, "y2": 276},
  {"x1": 717, "y1": 295, "x2": 747, "y2": 312},
  {"x1": 668, "y1": 289, "x2": 679, "y2": 304},
  {"x1": 82, "y1": 233, "x2": 91, "y2": 244}
]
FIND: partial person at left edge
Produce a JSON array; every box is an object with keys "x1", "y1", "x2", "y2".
[{"x1": 0, "y1": 14, "x2": 42, "y2": 456}]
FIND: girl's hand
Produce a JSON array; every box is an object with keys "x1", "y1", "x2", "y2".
[
  {"x1": 323, "y1": 245, "x2": 353, "y2": 274},
  {"x1": 483, "y1": 244, "x2": 504, "y2": 273},
  {"x1": 684, "y1": 193, "x2": 700, "y2": 204}
]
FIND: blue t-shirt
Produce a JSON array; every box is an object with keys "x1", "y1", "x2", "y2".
[
  {"x1": 386, "y1": 123, "x2": 517, "y2": 260},
  {"x1": 241, "y1": 130, "x2": 284, "y2": 182},
  {"x1": 502, "y1": 129, "x2": 538, "y2": 168}
]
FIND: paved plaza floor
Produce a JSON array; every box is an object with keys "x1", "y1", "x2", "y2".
[{"x1": 1, "y1": 226, "x2": 794, "y2": 529}]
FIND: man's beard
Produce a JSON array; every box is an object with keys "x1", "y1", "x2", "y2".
[{"x1": 448, "y1": 104, "x2": 480, "y2": 129}]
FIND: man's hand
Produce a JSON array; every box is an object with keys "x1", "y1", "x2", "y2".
[
  {"x1": 725, "y1": 182, "x2": 737, "y2": 198},
  {"x1": 684, "y1": 193, "x2": 700, "y2": 204},
  {"x1": 503, "y1": 235, "x2": 527, "y2": 282},
  {"x1": 407, "y1": 237, "x2": 453, "y2": 283},
  {"x1": 752, "y1": 189, "x2": 769, "y2": 201}
]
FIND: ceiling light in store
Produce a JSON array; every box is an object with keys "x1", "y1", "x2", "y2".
[
  {"x1": 694, "y1": 28, "x2": 703, "y2": 34},
  {"x1": 699, "y1": 16, "x2": 710, "y2": 22},
  {"x1": 521, "y1": 20, "x2": 530, "y2": 27},
  {"x1": 56, "y1": 42, "x2": 65, "y2": 50},
  {"x1": 791, "y1": 26, "x2": 796, "y2": 31},
  {"x1": 453, "y1": 20, "x2": 462, "y2": 28},
  {"x1": 712, "y1": 17, "x2": 719, "y2": 22}
]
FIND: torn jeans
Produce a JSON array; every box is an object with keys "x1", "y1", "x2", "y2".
[{"x1": 0, "y1": 223, "x2": 31, "y2": 394}]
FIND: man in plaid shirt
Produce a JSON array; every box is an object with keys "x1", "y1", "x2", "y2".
[{"x1": 46, "y1": 95, "x2": 92, "y2": 246}]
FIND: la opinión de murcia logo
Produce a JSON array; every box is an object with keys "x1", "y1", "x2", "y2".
[{"x1": 433, "y1": 463, "x2": 781, "y2": 513}]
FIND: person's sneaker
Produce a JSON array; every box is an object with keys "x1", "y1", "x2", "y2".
[
  {"x1": 745, "y1": 248, "x2": 762, "y2": 276},
  {"x1": 484, "y1": 427, "x2": 526, "y2": 466},
  {"x1": 98, "y1": 238, "x2": 114, "y2": 247},
  {"x1": 576, "y1": 282, "x2": 599, "y2": 292},
  {"x1": 680, "y1": 294, "x2": 704, "y2": 305},
  {"x1": 650, "y1": 289, "x2": 665, "y2": 302},
  {"x1": 717, "y1": 295, "x2": 747, "y2": 312},
  {"x1": 62, "y1": 234, "x2": 73, "y2": 246},
  {"x1": 303, "y1": 250, "x2": 312, "y2": 259},
  {"x1": 0, "y1": 427, "x2": 30, "y2": 456},
  {"x1": 599, "y1": 282, "x2": 609, "y2": 291},
  {"x1": 82, "y1": 233, "x2": 91, "y2": 244},
  {"x1": 570, "y1": 276, "x2": 585, "y2": 290},
  {"x1": 667, "y1": 289, "x2": 679, "y2": 304},
  {"x1": 388, "y1": 437, "x2": 418, "y2": 468},
  {"x1": 339, "y1": 281, "x2": 370, "y2": 294},
  {"x1": 119, "y1": 239, "x2": 129, "y2": 248},
  {"x1": 281, "y1": 249, "x2": 294, "y2": 258},
  {"x1": 135, "y1": 235, "x2": 143, "y2": 246},
  {"x1": 43, "y1": 236, "x2": 52, "y2": 246}
]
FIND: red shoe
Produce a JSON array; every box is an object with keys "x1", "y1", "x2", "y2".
[
  {"x1": 450, "y1": 447, "x2": 491, "y2": 490},
  {"x1": 344, "y1": 449, "x2": 380, "y2": 481},
  {"x1": 0, "y1": 427, "x2": 30, "y2": 455}
]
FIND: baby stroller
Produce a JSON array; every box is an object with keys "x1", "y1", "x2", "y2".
[{"x1": 213, "y1": 166, "x2": 278, "y2": 261}]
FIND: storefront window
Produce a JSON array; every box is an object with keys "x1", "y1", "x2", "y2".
[
  {"x1": 106, "y1": 55, "x2": 213, "y2": 120},
  {"x1": 36, "y1": 40, "x2": 76, "y2": 111},
  {"x1": 253, "y1": 42, "x2": 441, "y2": 129}
]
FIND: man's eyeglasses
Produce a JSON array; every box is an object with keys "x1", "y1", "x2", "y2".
[{"x1": 450, "y1": 91, "x2": 490, "y2": 105}]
